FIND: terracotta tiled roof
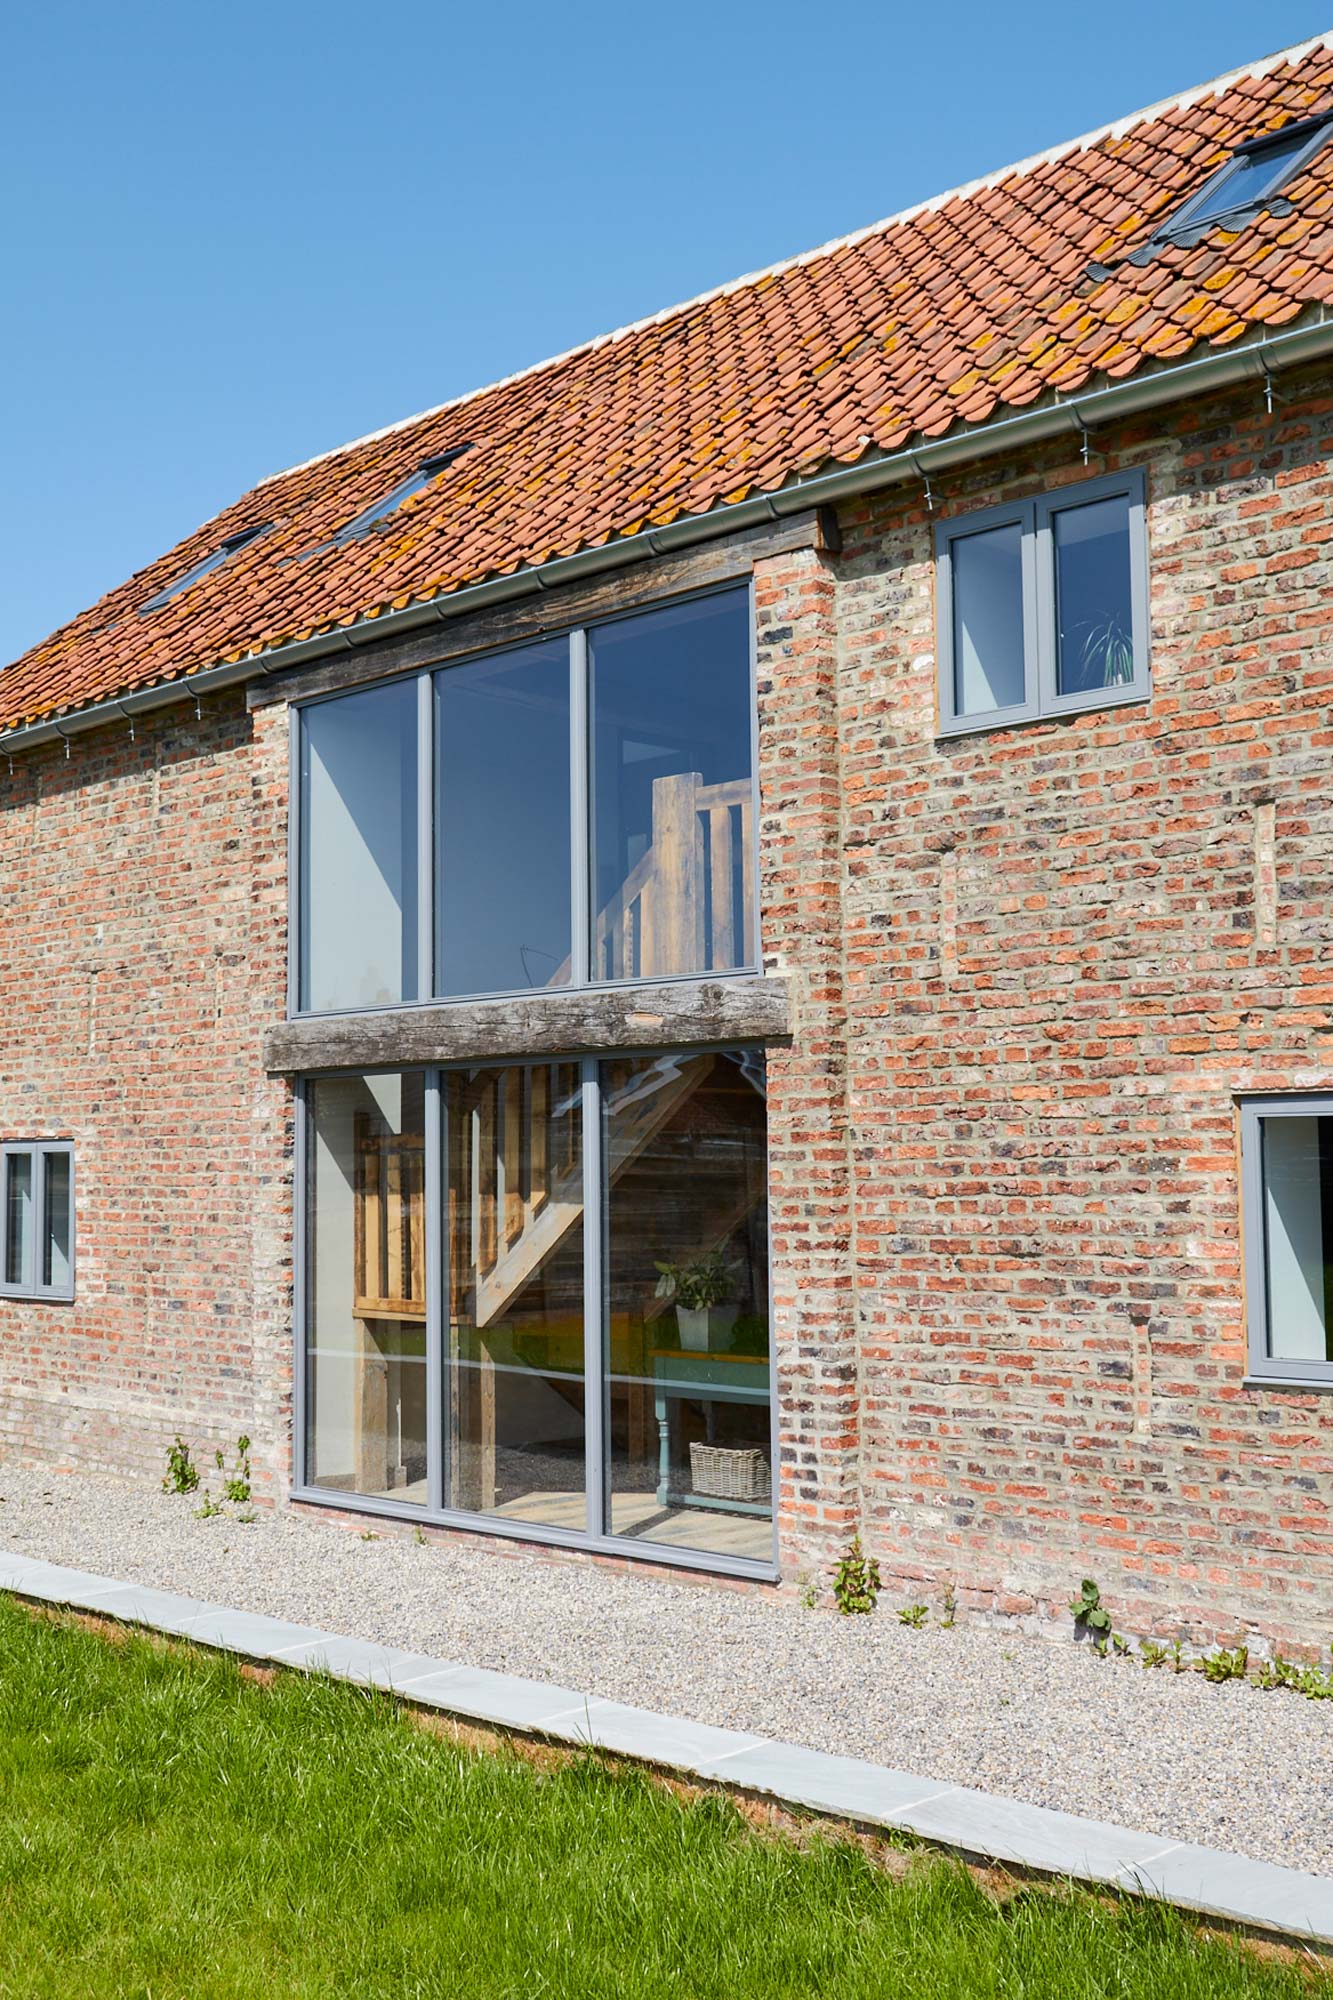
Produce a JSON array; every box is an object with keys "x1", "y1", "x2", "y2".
[{"x1": 8, "y1": 34, "x2": 1333, "y2": 731}]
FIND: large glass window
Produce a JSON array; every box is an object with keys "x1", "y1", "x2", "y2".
[
  {"x1": 603, "y1": 1050, "x2": 770, "y2": 1561},
  {"x1": 936, "y1": 471, "x2": 1148, "y2": 734},
  {"x1": 590, "y1": 592, "x2": 754, "y2": 980},
  {"x1": 0, "y1": 1143, "x2": 74, "y2": 1302},
  {"x1": 436, "y1": 642, "x2": 571, "y2": 997},
  {"x1": 1242, "y1": 1098, "x2": 1333, "y2": 1387},
  {"x1": 446, "y1": 1063, "x2": 586, "y2": 1528},
  {"x1": 299, "y1": 679, "x2": 420, "y2": 1013},
  {"x1": 305, "y1": 1073, "x2": 428, "y2": 1504},
  {"x1": 299, "y1": 1047, "x2": 772, "y2": 1571},
  {"x1": 293, "y1": 585, "x2": 756, "y2": 1015}
]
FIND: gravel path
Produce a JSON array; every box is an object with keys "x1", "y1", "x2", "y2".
[{"x1": 3, "y1": 1464, "x2": 1331, "y2": 1876}]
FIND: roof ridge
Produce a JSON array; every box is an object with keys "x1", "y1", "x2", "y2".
[{"x1": 256, "y1": 31, "x2": 1333, "y2": 492}]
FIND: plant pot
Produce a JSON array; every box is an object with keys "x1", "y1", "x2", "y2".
[{"x1": 676, "y1": 1307, "x2": 710, "y2": 1351}]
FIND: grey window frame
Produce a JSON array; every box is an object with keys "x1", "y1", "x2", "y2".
[
  {"x1": 936, "y1": 469, "x2": 1149, "y2": 737},
  {"x1": 0, "y1": 1141, "x2": 75, "y2": 1303},
  {"x1": 288, "y1": 579, "x2": 762, "y2": 1019},
  {"x1": 1240, "y1": 1093, "x2": 1333, "y2": 1389},
  {"x1": 1152, "y1": 115, "x2": 1333, "y2": 249},
  {"x1": 292, "y1": 1047, "x2": 778, "y2": 1582}
]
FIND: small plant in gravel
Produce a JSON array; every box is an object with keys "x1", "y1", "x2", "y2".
[
  {"x1": 1140, "y1": 1639, "x2": 1170, "y2": 1670},
  {"x1": 1200, "y1": 1645, "x2": 1250, "y2": 1684},
  {"x1": 413, "y1": 1524, "x2": 427, "y2": 1547},
  {"x1": 938, "y1": 1587, "x2": 957, "y2": 1629},
  {"x1": 1167, "y1": 1638, "x2": 1190, "y2": 1674},
  {"x1": 797, "y1": 1575, "x2": 818, "y2": 1611},
  {"x1": 194, "y1": 1491, "x2": 223, "y2": 1520},
  {"x1": 1069, "y1": 1577, "x2": 1112, "y2": 1650},
  {"x1": 215, "y1": 1435, "x2": 252, "y2": 1505},
  {"x1": 1254, "y1": 1653, "x2": 1302, "y2": 1692},
  {"x1": 897, "y1": 1604, "x2": 928, "y2": 1629},
  {"x1": 162, "y1": 1436, "x2": 200, "y2": 1495},
  {"x1": 359, "y1": 1530, "x2": 380, "y2": 1542},
  {"x1": 830, "y1": 1535, "x2": 880, "y2": 1615}
]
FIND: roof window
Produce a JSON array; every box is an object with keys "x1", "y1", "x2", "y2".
[
  {"x1": 1131, "y1": 111, "x2": 1333, "y2": 262},
  {"x1": 332, "y1": 446, "x2": 472, "y2": 544},
  {"x1": 139, "y1": 522, "x2": 271, "y2": 613}
]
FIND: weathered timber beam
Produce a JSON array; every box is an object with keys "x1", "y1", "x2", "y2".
[
  {"x1": 248, "y1": 511, "x2": 828, "y2": 711},
  {"x1": 263, "y1": 975, "x2": 793, "y2": 1074}
]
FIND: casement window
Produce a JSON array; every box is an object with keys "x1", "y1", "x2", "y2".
[
  {"x1": 0, "y1": 1142, "x2": 74, "y2": 1302},
  {"x1": 1241, "y1": 1097, "x2": 1333, "y2": 1388},
  {"x1": 935, "y1": 470, "x2": 1149, "y2": 735},
  {"x1": 298, "y1": 1048, "x2": 773, "y2": 1574},
  {"x1": 293, "y1": 583, "x2": 757, "y2": 1014}
]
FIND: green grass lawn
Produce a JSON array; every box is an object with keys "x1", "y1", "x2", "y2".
[{"x1": 0, "y1": 1596, "x2": 1324, "y2": 2000}]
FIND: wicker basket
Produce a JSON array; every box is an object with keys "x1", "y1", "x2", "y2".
[{"x1": 689, "y1": 1443, "x2": 770, "y2": 1501}]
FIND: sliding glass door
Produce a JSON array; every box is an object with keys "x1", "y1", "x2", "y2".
[{"x1": 301, "y1": 1046, "x2": 773, "y2": 1570}]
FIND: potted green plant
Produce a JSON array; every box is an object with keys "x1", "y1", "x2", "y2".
[{"x1": 654, "y1": 1253, "x2": 736, "y2": 1351}]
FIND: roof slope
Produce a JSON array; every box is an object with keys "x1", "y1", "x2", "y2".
[{"x1": 8, "y1": 33, "x2": 1333, "y2": 732}]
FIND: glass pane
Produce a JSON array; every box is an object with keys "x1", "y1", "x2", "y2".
[
  {"x1": 1191, "y1": 133, "x2": 1310, "y2": 224},
  {"x1": 3, "y1": 1154, "x2": 34, "y2": 1290},
  {"x1": 300, "y1": 680, "x2": 419, "y2": 1013},
  {"x1": 1262, "y1": 1117, "x2": 1333, "y2": 1363},
  {"x1": 1053, "y1": 494, "x2": 1134, "y2": 697},
  {"x1": 603, "y1": 1049, "x2": 771, "y2": 1560},
  {"x1": 952, "y1": 523, "x2": 1026, "y2": 716},
  {"x1": 436, "y1": 642, "x2": 571, "y2": 997},
  {"x1": 306, "y1": 1073, "x2": 428, "y2": 1504},
  {"x1": 41, "y1": 1153, "x2": 72, "y2": 1292},
  {"x1": 447, "y1": 1063, "x2": 586, "y2": 1530},
  {"x1": 590, "y1": 589, "x2": 754, "y2": 981}
]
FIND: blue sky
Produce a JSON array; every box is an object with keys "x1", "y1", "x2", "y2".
[{"x1": 1, "y1": 2, "x2": 1324, "y2": 665}]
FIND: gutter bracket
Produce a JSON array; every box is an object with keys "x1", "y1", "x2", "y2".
[
  {"x1": 50, "y1": 720, "x2": 71, "y2": 760},
  {"x1": 1259, "y1": 359, "x2": 1283, "y2": 416},
  {"x1": 911, "y1": 454, "x2": 935, "y2": 512},
  {"x1": 112, "y1": 701, "x2": 137, "y2": 742},
  {"x1": 1069, "y1": 405, "x2": 1093, "y2": 466}
]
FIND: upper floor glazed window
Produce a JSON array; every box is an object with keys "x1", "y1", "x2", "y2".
[{"x1": 293, "y1": 583, "x2": 757, "y2": 1015}]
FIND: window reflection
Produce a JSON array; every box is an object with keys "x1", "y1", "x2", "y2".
[
  {"x1": 306, "y1": 1073, "x2": 428, "y2": 1504},
  {"x1": 590, "y1": 590, "x2": 754, "y2": 981}
]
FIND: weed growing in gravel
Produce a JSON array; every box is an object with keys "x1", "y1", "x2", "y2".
[
  {"x1": 1069, "y1": 1578, "x2": 1112, "y2": 1648},
  {"x1": 194, "y1": 1492, "x2": 223, "y2": 1520},
  {"x1": 897, "y1": 1605, "x2": 928, "y2": 1629},
  {"x1": 162, "y1": 1437, "x2": 200, "y2": 1496},
  {"x1": 831, "y1": 1536, "x2": 880, "y2": 1615},
  {"x1": 413, "y1": 1525, "x2": 427, "y2": 1546},
  {"x1": 939, "y1": 1588, "x2": 957, "y2": 1629},
  {"x1": 216, "y1": 1436, "x2": 252, "y2": 1505},
  {"x1": 360, "y1": 1531, "x2": 380, "y2": 1542},
  {"x1": 798, "y1": 1576, "x2": 819, "y2": 1611},
  {"x1": 1201, "y1": 1647, "x2": 1250, "y2": 1685}
]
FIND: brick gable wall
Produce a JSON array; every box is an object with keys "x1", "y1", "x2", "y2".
[
  {"x1": 0, "y1": 694, "x2": 292, "y2": 1493},
  {"x1": 754, "y1": 359, "x2": 1333, "y2": 1654}
]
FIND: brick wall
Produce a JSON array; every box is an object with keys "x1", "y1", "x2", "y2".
[
  {"x1": 4, "y1": 359, "x2": 1333, "y2": 1654},
  {"x1": 0, "y1": 693, "x2": 292, "y2": 1494},
  {"x1": 757, "y1": 360, "x2": 1333, "y2": 1654}
]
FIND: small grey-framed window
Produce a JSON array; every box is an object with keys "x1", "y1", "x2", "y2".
[
  {"x1": 936, "y1": 469, "x2": 1149, "y2": 736},
  {"x1": 1241, "y1": 1096, "x2": 1333, "y2": 1388},
  {"x1": 0, "y1": 1142, "x2": 75, "y2": 1302}
]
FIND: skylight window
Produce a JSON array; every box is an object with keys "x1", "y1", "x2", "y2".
[
  {"x1": 139, "y1": 522, "x2": 271, "y2": 613},
  {"x1": 332, "y1": 446, "x2": 472, "y2": 544},
  {"x1": 1144, "y1": 111, "x2": 1333, "y2": 254}
]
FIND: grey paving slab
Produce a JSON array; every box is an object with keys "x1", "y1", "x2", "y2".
[
  {"x1": 401, "y1": 1664, "x2": 592, "y2": 1731},
  {"x1": 697, "y1": 1740, "x2": 957, "y2": 1822},
  {"x1": 1118, "y1": 1842, "x2": 1333, "y2": 1945},
  {"x1": 896, "y1": 1786, "x2": 1178, "y2": 1886},
  {"x1": 5, "y1": 1561, "x2": 143, "y2": 1603},
  {"x1": 562, "y1": 1699, "x2": 764, "y2": 1770},
  {"x1": 0, "y1": 1552, "x2": 63, "y2": 1590},
  {"x1": 265, "y1": 1634, "x2": 440, "y2": 1687},
  {"x1": 68, "y1": 1583, "x2": 229, "y2": 1637},
  {"x1": 187, "y1": 1608, "x2": 332, "y2": 1658}
]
